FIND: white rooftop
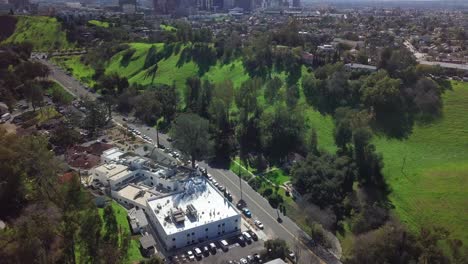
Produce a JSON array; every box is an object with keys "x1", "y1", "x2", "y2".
[
  {"x1": 103, "y1": 147, "x2": 125, "y2": 161},
  {"x1": 117, "y1": 184, "x2": 157, "y2": 208},
  {"x1": 147, "y1": 178, "x2": 239, "y2": 235},
  {"x1": 94, "y1": 163, "x2": 132, "y2": 181}
]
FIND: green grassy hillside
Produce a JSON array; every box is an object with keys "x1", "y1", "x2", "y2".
[
  {"x1": 51, "y1": 55, "x2": 96, "y2": 87},
  {"x1": 2, "y1": 16, "x2": 73, "y2": 51},
  {"x1": 54, "y1": 41, "x2": 467, "y2": 250},
  {"x1": 374, "y1": 81, "x2": 468, "y2": 244}
]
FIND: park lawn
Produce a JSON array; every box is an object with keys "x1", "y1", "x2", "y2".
[
  {"x1": 51, "y1": 55, "x2": 96, "y2": 87},
  {"x1": 88, "y1": 20, "x2": 109, "y2": 28},
  {"x1": 3, "y1": 16, "x2": 73, "y2": 51},
  {"x1": 374, "y1": 81, "x2": 468, "y2": 245},
  {"x1": 263, "y1": 169, "x2": 290, "y2": 185},
  {"x1": 203, "y1": 59, "x2": 249, "y2": 89},
  {"x1": 106, "y1": 43, "x2": 198, "y2": 94},
  {"x1": 106, "y1": 43, "x2": 164, "y2": 79},
  {"x1": 98, "y1": 201, "x2": 145, "y2": 263}
]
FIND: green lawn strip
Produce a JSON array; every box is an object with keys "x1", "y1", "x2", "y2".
[
  {"x1": 51, "y1": 55, "x2": 96, "y2": 87},
  {"x1": 46, "y1": 81, "x2": 74, "y2": 102},
  {"x1": 88, "y1": 20, "x2": 110, "y2": 28},
  {"x1": 262, "y1": 168, "x2": 290, "y2": 185},
  {"x1": 374, "y1": 81, "x2": 468, "y2": 245},
  {"x1": 98, "y1": 201, "x2": 145, "y2": 263},
  {"x1": 2, "y1": 16, "x2": 73, "y2": 51}
]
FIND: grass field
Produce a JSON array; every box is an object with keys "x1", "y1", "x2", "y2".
[
  {"x1": 98, "y1": 201, "x2": 144, "y2": 263},
  {"x1": 52, "y1": 55, "x2": 96, "y2": 87},
  {"x1": 106, "y1": 43, "x2": 198, "y2": 93},
  {"x1": 263, "y1": 169, "x2": 290, "y2": 185},
  {"x1": 2, "y1": 16, "x2": 72, "y2": 51},
  {"x1": 374, "y1": 81, "x2": 468, "y2": 245},
  {"x1": 88, "y1": 20, "x2": 110, "y2": 28}
]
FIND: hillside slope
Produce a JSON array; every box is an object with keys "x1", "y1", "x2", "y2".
[
  {"x1": 2, "y1": 16, "x2": 72, "y2": 51},
  {"x1": 374, "y1": 81, "x2": 468, "y2": 244}
]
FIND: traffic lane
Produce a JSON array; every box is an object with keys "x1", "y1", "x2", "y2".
[
  {"x1": 210, "y1": 168, "x2": 318, "y2": 264},
  {"x1": 199, "y1": 164, "x2": 321, "y2": 264},
  {"x1": 114, "y1": 116, "x2": 172, "y2": 148}
]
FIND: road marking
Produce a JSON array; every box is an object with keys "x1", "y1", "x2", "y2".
[{"x1": 215, "y1": 169, "x2": 326, "y2": 264}]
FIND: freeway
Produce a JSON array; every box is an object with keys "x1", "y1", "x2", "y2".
[{"x1": 41, "y1": 58, "x2": 340, "y2": 264}]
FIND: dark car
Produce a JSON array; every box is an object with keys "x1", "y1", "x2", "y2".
[
  {"x1": 248, "y1": 230, "x2": 258, "y2": 241},
  {"x1": 238, "y1": 235, "x2": 246, "y2": 246},
  {"x1": 202, "y1": 246, "x2": 210, "y2": 256},
  {"x1": 237, "y1": 199, "x2": 247, "y2": 210}
]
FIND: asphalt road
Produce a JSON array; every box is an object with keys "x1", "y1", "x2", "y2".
[{"x1": 42, "y1": 58, "x2": 339, "y2": 264}]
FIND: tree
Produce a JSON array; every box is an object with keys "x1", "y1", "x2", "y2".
[
  {"x1": 98, "y1": 74, "x2": 129, "y2": 118},
  {"x1": 347, "y1": 222, "x2": 421, "y2": 264},
  {"x1": 261, "y1": 239, "x2": 289, "y2": 261},
  {"x1": 134, "y1": 91, "x2": 162, "y2": 125},
  {"x1": 353, "y1": 127, "x2": 385, "y2": 187},
  {"x1": 103, "y1": 205, "x2": 118, "y2": 246},
  {"x1": 171, "y1": 113, "x2": 213, "y2": 167},
  {"x1": 185, "y1": 76, "x2": 201, "y2": 113},
  {"x1": 23, "y1": 80, "x2": 44, "y2": 111},
  {"x1": 407, "y1": 77, "x2": 442, "y2": 118},
  {"x1": 259, "y1": 104, "x2": 306, "y2": 162},
  {"x1": 285, "y1": 84, "x2": 300, "y2": 108},
  {"x1": 50, "y1": 124, "x2": 81, "y2": 149},
  {"x1": 79, "y1": 208, "x2": 102, "y2": 263},
  {"x1": 82, "y1": 100, "x2": 108, "y2": 137},
  {"x1": 264, "y1": 76, "x2": 283, "y2": 104},
  {"x1": 291, "y1": 153, "x2": 356, "y2": 208}
]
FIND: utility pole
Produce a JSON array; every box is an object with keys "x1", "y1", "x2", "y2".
[{"x1": 238, "y1": 160, "x2": 243, "y2": 201}]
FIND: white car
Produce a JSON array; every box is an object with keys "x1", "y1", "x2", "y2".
[
  {"x1": 254, "y1": 220, "x2": 264, "y2": 229},
  {"x1": 187, "y1": 250, "x2": 195, "y2": 261},
  {"x1": 240, "y1": 258, "x2": 248, "y2": 264}
]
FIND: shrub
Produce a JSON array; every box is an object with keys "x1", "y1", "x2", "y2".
[{"x1": 263, "y1": 188, "x2": 273, "y2": 197}]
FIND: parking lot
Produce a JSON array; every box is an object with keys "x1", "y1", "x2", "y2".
[{"x1": 168, "y1": 233, "x2": 264, "y2": 264}]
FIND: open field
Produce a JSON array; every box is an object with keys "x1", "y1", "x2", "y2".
[
  {"x1": 374, "y1": 81, "x2": 468, "y2": 245},
  {"x1": 2, "y1": 16, "x2": 72, "y2": 51}
]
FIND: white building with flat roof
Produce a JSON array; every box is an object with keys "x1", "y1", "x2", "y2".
[
  {"x1": 101, "y1": 148, "x2": 125, "y2": 163},
  {"x1": 146, "y1": 178, "x2": 241, "y2": 250},
  {"x1": 93, "y1": 163, "x2": 137, "y2": 190}
]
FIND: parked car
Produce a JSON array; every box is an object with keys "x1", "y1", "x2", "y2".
[
  {"x1": 242, "y1": 208, "x2": 252, "y2": 218},
  {"x1": 254, "y1": 220, "x2": 264, "y2": 229},
  {"x1": 219, "y1": 239, "x2": 229, "y2": 251},
  {"x1": 237, "y1": 199, "x2": 247, "y2": 209},
  {"x1": 238, "y1": 235, "x2": 246, "y2": 246},
  {"x1": 240, "y1": 258, "x2": 248, "y2": 264},
  {"x1": 254, "y1": 253, "x2": 262, "y2": 262},
  {"x1": 187, "y1": 250, "x2": 195, "y2": 261},
  {"x1": 287, "y1": 250, "x2": 296, "y2": 262},
  {"x1": 242, "y1": 231, "x2": 252, "y2": 243},
  {"x1": 248, "y1": 230, "x2": 258, "y2": 241},
  {"x1": 193, "y1": 247, "x2": 202, "y2": 258},
  {"x1": 209, "y1": 242, "x2": 217, "y2": 253},
  {"x1": 202, "y1": 246, "x2": 210, "y2": 255}
]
